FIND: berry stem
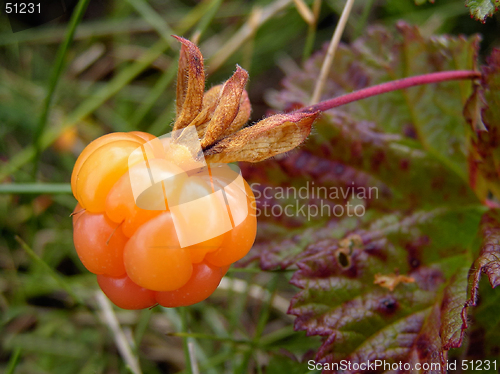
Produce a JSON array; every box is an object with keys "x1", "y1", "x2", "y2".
[{"x1": 297, "y1": 70, "x2": 481, "y2": 114}]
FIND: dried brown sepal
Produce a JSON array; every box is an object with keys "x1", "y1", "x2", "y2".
[
  {"x1": 173, "y1": 35, "x2": 205, "y2": 131},
  {"x1": 221, "y1": 89, "x2": 251, "y2": 138},
  {"x1": 195, "y1": 87, "x2": 250, "y2": 140},
  {"x1": 201, "y1": 66, "x2": 249, "y2": 148},
  {"x1": 374, "y1": 273, "x2": 415, "y2": 292},
  {"x1": 203, "y1": 111, "x2": 319, "y2": 163},
  {"x1": 190, "y1": 85, "x2": 223, "y2": 138},
  {"x1": 170, "y1": 36, "x2": 313, "y2": 163}
]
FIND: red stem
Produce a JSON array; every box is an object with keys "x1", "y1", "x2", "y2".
[{"x1": 296, "y1": 70, "x2": 481, "y2": 114}]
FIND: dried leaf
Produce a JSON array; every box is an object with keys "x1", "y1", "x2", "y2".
[
  {"x1": 173, "y1": 35, "x2": 205, "y2": 131},
  {"x1": 192, "y1": 86, "x2": 251, "y2": 141},
  {"x1": 190, "y1": 85, "x2": 223, "y2": 138},
  {"x1": 467, "y1": 49, "x2": 500, "y2": 200},
  {"x1": 373, "y1": 273, "x2": 415, "y2": 292},
  {"x1": 204, "y1": 112, "x2": 319, "y2": 163},
  {"x1": 201, "y1": 66, "x2": 249, "y2": 148},
  {"x1": 222, "y1": 89, "x2": 251, "y2": 138}
]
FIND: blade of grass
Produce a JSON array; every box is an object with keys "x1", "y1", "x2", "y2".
[
  {"x1": 32, "y1": 0, "x2": 92, "y2": 178},
  {"x1": 217, "y1": 277, "x2": 291, "y2": 317},
  {"x1": 188, "y1": 341, "x2": 199, "y2": 374},
  {"x1": 162, "y1": 307, "x2": 215, "y2": 374},
  {"x1": 302, "y1": 0, "x2": 321, "y2": 62},
  {"x1": 235, "y1": 275, "x2": 279, "y2": 374},
  {"x1": 180, "y1": 307, "x2": 193, "y2": 374},
  {"x1": 125, "y1": 0, "x2": 175, "y2": 44},
  {"x1": 254, "y1": 275, "x2": 279, "y2": 341},
  {"x1": 134, "y1": 0, "x2": 222, "y2": 131},
  {"x1": 14, "y1": 236, "x2": 83, "y2": 304},
  {"x1": 96, "y1": 291, "x2": 142, "y2": 374},
  {"x1": 293, "y1": 0, "x2": 315, "y2": 25},
  {"x1": 0, "y1": 1, "x2": 208, "y2": 183},
  {"x1": 227, "y1": 275, "x2": 252, "y2": 334},
  {"x1": 353, "y1": 0, "x2": 374, "y2": 38},
  {"x1": 258, "y1": 325, "x2": 296, "y2": 347},
  {"x1": 310, "y1": 0, "x2": 355, "y2": 104},
  {"x1": 191, "y1": 0, "x2": 224, "y2": 41},
  {"x1": 146, "y1": 100, "x2": 176, "y2": 135},
  {"x1": 229, "y1": 275, "x2": 256, "y2": 374},
  {"x1": 241, "y1": 7, "x2": 262, "y2": 75},
  {"x1": 129, "y1": 62, "x2": 177, "y2": 130},
  {"x1": 133, "y1": 308, "x2": 153, "y2": 352},
  {"x1": 174, "y1": 0, "x2": 217, "y2": 35},
  {"x1": 0, "y1": 38, "x2": 167, "y2": 183},
  {"x1": 0, "y1": 183, "x2": 72, "y2": 194},
  {"x1": 0, "y1": 4, "x2": 249, "y2": 46},
  {"x1": 207, "y1": 0, "x2": 295, "y2": 73},
  {"x1": 169, "y1": 332, "x2": 254, "y2": 346},
  {"x1": 5, "y1": 347, "x2": 21, "y2": 374},
  {"x1": 0, "y1": 18, "x2": 172, "y2": 47},
  {"x1": 175, "y1": 351, "x2": 238, "y2": 374},
  {"x1": 254, "y1": 350, "x2": 263, "y2": 374}
]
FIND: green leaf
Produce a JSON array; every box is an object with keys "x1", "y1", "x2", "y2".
[
  {"x1": 466, "y1": 0, "x2": 500, "y2": 22},
  {"x1": 466, "y1": 210, "x2": 500, "y2": 308},
  {"x1": 240, "y1": 23, "x2": 500, "y2": 368},
  {"x1": 467, "y1": 49, "x2": 500, "y2": 200},
  {"x1": 248, "y1": 217, "x2": 361, "y2": 270},
  {"x1": 243, "y1": 23, "x2": 481, "y2": 271},
  {"x1": 440, "y1": 267, "x2": 470, "y2": 350},
  {"x1": 267, "y1": 22, "x2": 480, "y2": 182},
  {"x1": 289, "y1": 207, "x2": 483, "y2": 365},
  {"x1": 466, "y1": 278, "x2": 500, "y2": 362}
]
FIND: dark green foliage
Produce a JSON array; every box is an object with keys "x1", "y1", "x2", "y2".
[{"x1": 244, "y1": 23, "x2": 500, "y2": 371}]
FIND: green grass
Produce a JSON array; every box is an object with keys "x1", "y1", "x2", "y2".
[{"x1": 0, "y1": 0, "x2": 498, "y2": 373}]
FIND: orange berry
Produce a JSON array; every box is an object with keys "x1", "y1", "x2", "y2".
[
  {"x1": 187, "y1": 233, "x2": 225, "y2": 264},
  {"x1": 97, "y1": 274, "x2": 156, "y2": 310},
  {"x1": 71, "y1": 133, "x2": 143, "y2": 200},
  {"x1": 72, "y1": 205, "x2": 127, "y2": 277},
  {"x1": 123, "y1": 212, "x2": 193, "y2": 291},
  {"x1": 205, "y1": 177, "x2": 256, "y2": 267},
  {"x1": 155, "y1": 262, "x2": 224, "y2": 307},
  {"x1": 75, "y1": 140, "x2": 147, "y2": 213},
  {"x1": 72, "y1": 131, "x2": 258, "y2": 309}
]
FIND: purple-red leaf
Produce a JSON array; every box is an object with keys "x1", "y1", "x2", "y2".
[
  {"x1": 236, "y1": 24, "x2": 500, "y2": 370},
  {"x1": 468, "y1": 49, "x2": 500, "y2": 201},
  {"x1": 467, "y1": 210, "x2": 500, "y2": 307},
  {"x1": 288, "y1": 208, "x2": 483, "y2": 368}
]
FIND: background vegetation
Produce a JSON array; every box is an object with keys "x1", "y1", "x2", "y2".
[{"x1": 0, "y1": 0, "x2": 499, "y2": 373}]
